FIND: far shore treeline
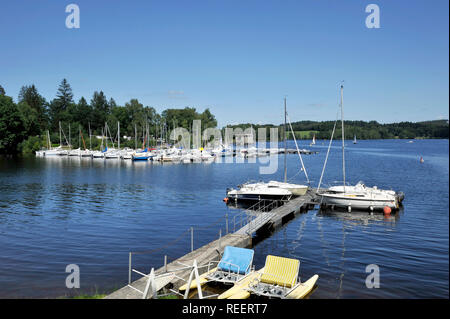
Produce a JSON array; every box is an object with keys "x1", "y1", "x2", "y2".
[
  {"x1": 226, "y1": 119, "x2": 449, "y2": 141},
  {"x1": 0, "y1": 80, "x2": 448, "y2": 156}
]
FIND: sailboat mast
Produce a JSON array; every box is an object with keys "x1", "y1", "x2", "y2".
[
  {"x1": 284, "y1": 97, "x2": 287, "y2": 183},
  {"x1": 118, "y1": 121, "x2": 120, "y2": 149},
  {"x1": 340, "y1": 84, "x2": 346, "y2": 192},
  {"x1": 59, "y1": 121, "x2": 62, "y2": 146},
  {"x1": 100, "y1": 127, "x2": 104, "y2": 150},
  {"x1": 88, "y1": 122, "x2": 92, "y2": 150},
  {"x1": 105, "y1": 122, "x2": 108, "y2": 149}
]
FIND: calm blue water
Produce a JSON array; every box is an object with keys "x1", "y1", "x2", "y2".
[{"x1": 0, "y1": 139, "x2": 448, "y2": 298}]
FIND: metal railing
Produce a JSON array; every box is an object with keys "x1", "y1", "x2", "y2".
[
  {"x1": 127, "y1": 214, "x2": 230, "y2": 286},
  {"x1": 232, "y1": 197, "x2": 290, "y2": 234}
]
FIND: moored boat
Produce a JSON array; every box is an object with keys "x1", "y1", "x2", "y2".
[{"x1": 318, "y1": 85, "x2": 404, "y2": 212}]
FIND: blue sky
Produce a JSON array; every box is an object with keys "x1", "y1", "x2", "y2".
[{"x1": 0, "y1": 0, "x2": 448, "y2": 127}]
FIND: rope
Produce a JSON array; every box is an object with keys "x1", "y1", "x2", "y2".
[
  {"x1": 131, "y1": 228, "x2": 190, "y2": 255},
  {"x1": 287, "y1": 167, "x2": 303, "y2": 183},
  {"x1": 130, "y1": 215, "x2": 227, "y2": 255},
  {"x1": 317, "y1": 110, "x2": 339, "y2": 192},
  {"x1": 286, "y1": 113, "x2": 310, "y2": 184},
  {"x1": 194, "y1": 217, "x2": 225, "y2": 231}
]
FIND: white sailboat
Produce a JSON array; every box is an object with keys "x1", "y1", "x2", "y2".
[
  {"x1": 36, "y1": 130, "x2": 52, "y2": 156},
  {"x1": 92, "y1": 127, "x2": 107, "y2": 159},
  {"x1": 319, "y1": 85, "x2": 402, "y2": 212},
  {"x1": 353, "y1": 135, "x2": 357, "y2": 144},
  {"x1": 310, "y1": 134, "x2": 316, "y2": 146},
  {"x1": 44, "y1": 122, "x2": 69, "y2": 156},
  {"x1": 103, "y1": 122, "x2": 120, "y2": 159}
]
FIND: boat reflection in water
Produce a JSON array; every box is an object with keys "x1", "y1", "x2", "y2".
[{"x1": 317, "y1": 207, "x2": 403, "y2": 225}]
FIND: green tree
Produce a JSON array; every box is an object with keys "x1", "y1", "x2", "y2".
[
  {"x1": 0, "y1": 95, "x2": 25, "y2": 155},
  {"x1": 17, "y1": 101, "x2": 40, "y2": 137},
  {"x1": 49, "y1": 79, "x2": 74, "y2": 130},
  {"x1": 18, "y1": 84, "x2": 48, "y2": 132},
  {"x1": 90, "y1": 91, "x2": 109, "y2": 132},
  {"x1": 75, "y1": 97, "x2": 93, "y2": 130},
  {"x1": 0, "y1": 85, "x2": 5, "y2": 96},
  {"x1": 200, "y1": 108, "x2": 217, "y2": 130}
]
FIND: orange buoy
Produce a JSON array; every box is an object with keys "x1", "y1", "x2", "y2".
[
  {"x1": 223, "y1": 197, "x2": 229, "y2": 203},
  {"x1": 383, "y1": 206, "x2": 392, "y2": 215}
]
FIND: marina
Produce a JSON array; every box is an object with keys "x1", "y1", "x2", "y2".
[{"x1": 0, "y1": 1, "x2": 447, "y2": 303}]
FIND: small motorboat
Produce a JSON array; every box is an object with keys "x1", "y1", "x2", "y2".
[
  {"x1": 226, "y1": 182, "x2": 293, "y2": 202},
  {"x1": 132, "y1": 153, "x2": 153, "y2": 161}
]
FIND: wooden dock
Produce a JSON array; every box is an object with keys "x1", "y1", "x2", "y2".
[
  {"x1": 235, "y1": 190, "x2": 316, "y2": 235},
  {"x1": 105, "y1": 189, "x2": 319, "y2": 299}
]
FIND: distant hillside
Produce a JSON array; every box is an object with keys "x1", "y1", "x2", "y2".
[{"x1": 224, "y1": 120, "x2": 449, "y2": 140}]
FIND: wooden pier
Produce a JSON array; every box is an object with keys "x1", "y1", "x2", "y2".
[
  {"x1": 105, "y1": 189, "x2": 319, "y2": 299},
  {"x1": 235, "y1": 190, "x2": 317, "y2": 235}
]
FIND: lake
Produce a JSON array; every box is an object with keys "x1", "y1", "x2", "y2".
[{"x1": 0, "y1": 139, "x2": 448, "y2": 298}]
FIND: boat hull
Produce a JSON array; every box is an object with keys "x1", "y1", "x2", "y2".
[
  {"x1": 286, "y1": 187, "x2": 308, "y2": 196},
  {"x1": 218, "y1": 268, "x2": 264, "y2": 299},
  {"x1": 227, "y1": 193, "x2": 291, "y2": 202},
  {"x1": 132, "y1": 156, "x2": 151, "y2": 161},
  {"x1": 285, "y1": 274, "x2": 319, "y2": 299},
  {"x1": 320, "y1": 193, "x2": 398, "y2": 211}
]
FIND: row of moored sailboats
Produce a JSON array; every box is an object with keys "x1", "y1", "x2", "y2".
[{"x1": 35, "y1": 122, "x2": 285, "y2": 163}]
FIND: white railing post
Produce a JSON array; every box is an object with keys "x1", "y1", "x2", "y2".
[
  {"x1": 190, "y1": 227, "x2": 194, "y2": 252},
  {"x1": 225, "y1": 214, "x2": 228, "y2": 234},
  {"x1": 128, "y1": 252, "x2": 132, "y2": 285},
  {"x1": 164, "y1": 255, "x2": 167, "y2": 273}
]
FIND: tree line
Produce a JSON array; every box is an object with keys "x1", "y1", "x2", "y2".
[
  {"x1": 225, "y1": 119, "x2": 449, "y2": 141},
  {"x1": 0, "y1": 80, "x2": 217, "y2": 155}
]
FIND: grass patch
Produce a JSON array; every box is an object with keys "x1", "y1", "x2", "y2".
[
  {"x1": 287, "y1": 130, "x2": 319, "y2": 139},
  {"x1": 158, "y1": 294, "x2": 179, "y2": 299}
]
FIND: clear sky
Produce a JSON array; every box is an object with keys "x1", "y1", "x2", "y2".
[{"x1": 0, "y1": 0, "x2": 448, "y2": 127}]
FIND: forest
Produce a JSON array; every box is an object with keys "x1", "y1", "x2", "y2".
[{"x1": 0, "y1": 80, "x2": 217, "y2": 155}]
